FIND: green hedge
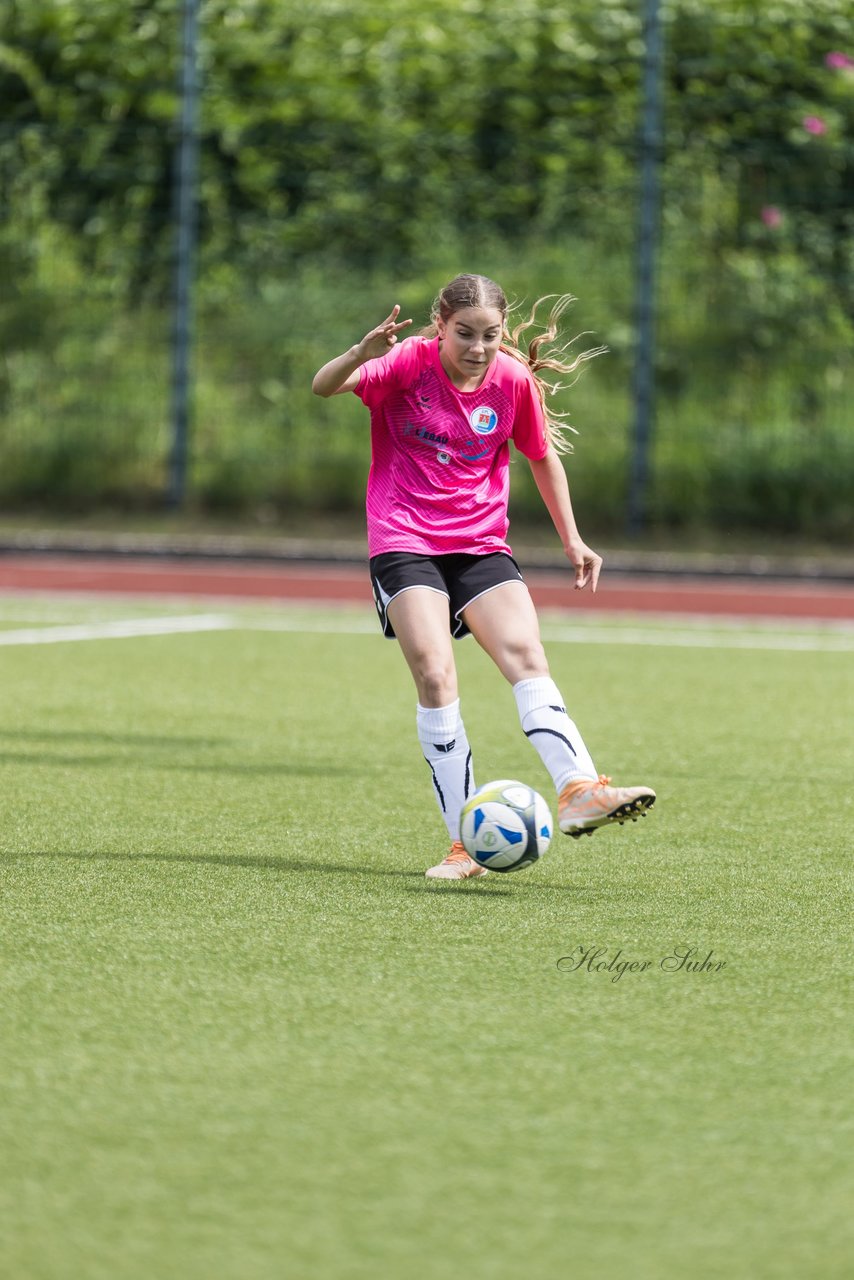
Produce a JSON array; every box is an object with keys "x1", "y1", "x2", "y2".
[{"x1": 1, "y1": 232, "x2": 850, "y2": 540}]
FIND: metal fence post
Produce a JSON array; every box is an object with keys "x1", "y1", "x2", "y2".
[
  {"x1": 167, "y1": 0, "x2": 200, "y2": 508},
  {"x1": 626, "y1": 0, "x2": 664, "y2": 537}
]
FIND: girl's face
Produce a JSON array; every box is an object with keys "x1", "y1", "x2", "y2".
[{"x1": 437, "y1": 306, "x2": 504, "y2": 388}]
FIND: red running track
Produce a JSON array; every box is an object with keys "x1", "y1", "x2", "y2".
[{"x1": 1, "y1": 554, "x2": 853, "y2": 621}]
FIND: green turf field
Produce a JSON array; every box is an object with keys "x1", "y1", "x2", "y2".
[{"x1": 1, "y1": 595, "x2": 852, "y2": 1280}]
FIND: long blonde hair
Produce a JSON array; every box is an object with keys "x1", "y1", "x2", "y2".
[{"x1": 425, "y1": 274, "x2": 606, "y2": 453}]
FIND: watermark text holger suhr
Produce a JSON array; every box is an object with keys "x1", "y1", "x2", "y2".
[{"x1": 557, "y1": 945, "x2": 728, "y2": 983}]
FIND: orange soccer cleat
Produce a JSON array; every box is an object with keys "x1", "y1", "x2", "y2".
[
  {"x1": 558, "y1": 774, "x2": 656, "y2": 838},
  {"x1": 425, "y1": 840, "x2": 489, "y2": 880}
]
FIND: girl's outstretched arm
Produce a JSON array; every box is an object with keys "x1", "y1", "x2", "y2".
[
  {"x1": 527, "y1": 448, "x2": 603, "y2": 592},
  {"x1": 311, "y1": 305, "x2": 412, "y2": 397}
]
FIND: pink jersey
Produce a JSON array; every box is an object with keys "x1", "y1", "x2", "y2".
[{"x1": 355, "y1": 335, "x2": 549, "y2": 557}]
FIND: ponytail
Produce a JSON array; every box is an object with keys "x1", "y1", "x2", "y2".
[{"x1": 503, "y1": 294, "x2": 607, "y2": 454}]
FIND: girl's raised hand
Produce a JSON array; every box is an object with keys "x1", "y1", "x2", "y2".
[{"x1": 357, "y1": 305, "x2": 412, "y2": 361}]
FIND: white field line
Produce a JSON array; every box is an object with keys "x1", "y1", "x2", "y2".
[
  {"x1": 540, "y1": 623, "x2": 854, "y2": 652},
  {"x1": 1, "y1": 610, "x2": 852, "y2": 654},
  {"x1": 0, "y1": 614, "x2": 234, "y2": 646},
  {"x1": 248, "y1": 616, "x2": 378, "y2": 634},
  {"x1": 246, "y1": 616, "x2": 854, "y2": 653}
]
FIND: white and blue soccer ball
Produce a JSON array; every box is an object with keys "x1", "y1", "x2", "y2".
[{"x1": 460, "y1": 780, "x2": 553, "y2": 873}]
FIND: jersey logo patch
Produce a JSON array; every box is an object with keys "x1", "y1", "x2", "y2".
[{"x1": 470, "y1": 405, "x2": 498, "y2": 435}]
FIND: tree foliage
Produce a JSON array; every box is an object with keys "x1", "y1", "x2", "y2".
[{"x1": 2, "y1": 0, "x2": 851, "y2": 285}]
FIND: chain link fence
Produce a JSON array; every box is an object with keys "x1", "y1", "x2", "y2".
[{"x1": 1, "y1": 1, "x2": 852, "y2": 540}]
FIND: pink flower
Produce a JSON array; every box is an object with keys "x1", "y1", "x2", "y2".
[
  {"x1": 761, "y1": 205, "x2": 783, "y2": 229},
  {"x1": 825, "y1": 51, "x2": 854, "y2": 70},
  {"x1": 802, "y1": 115, "x2": 828, "y2": 135}
]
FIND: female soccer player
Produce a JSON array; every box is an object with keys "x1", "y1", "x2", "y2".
[{"x1": 312, "y1": 274, "x2": 655, "y2": 878}]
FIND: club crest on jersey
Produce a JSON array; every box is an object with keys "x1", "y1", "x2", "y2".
[{"x1": 470, "y1": 405, "x2": 498, "y2": 435}]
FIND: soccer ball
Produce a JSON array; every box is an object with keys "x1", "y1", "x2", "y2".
[{"x1": 459, "y1": 780, "x2": 553, "y2": 873}]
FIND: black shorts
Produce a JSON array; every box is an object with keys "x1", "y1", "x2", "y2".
[{"x1": 369, "y1": 551, "x2": 525, "y2": 639}]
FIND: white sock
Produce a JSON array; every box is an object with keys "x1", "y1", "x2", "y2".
[
  {"x1": 416, "y1": 700, "x2": 476, "y2": 841},
  {"x1": 513, "y1": 677, "x2": 597, "y2": 792}
]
